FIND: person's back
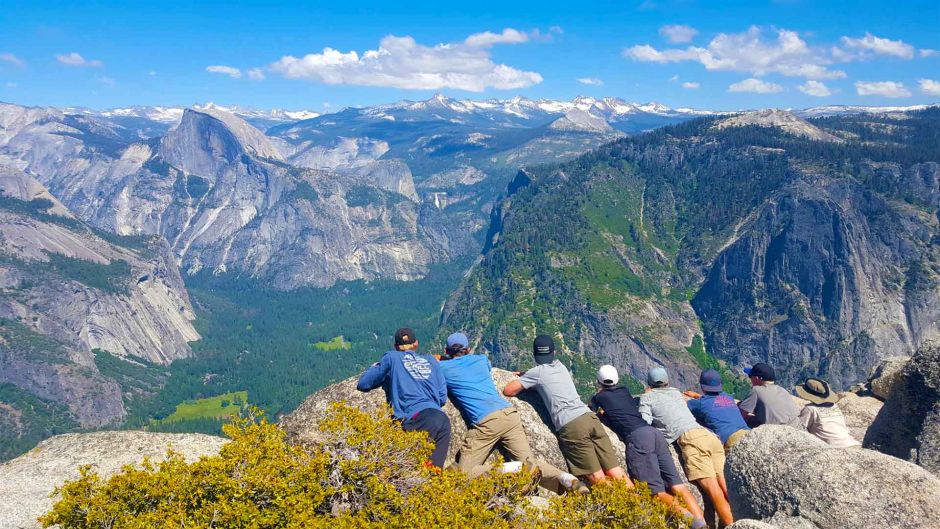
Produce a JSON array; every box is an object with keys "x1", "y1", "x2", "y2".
[
  {"x1": 438, "y1": 353, "x2": 511, "y2": 426},
  {"x1": 795, "y1": 378, "x2": 860, "y2": 448},
  {"x1": 639, "y1": 386, "x2": 702, "y2": 443},
  {"x1": 688, "y1": 392, "x2": 750, "y2": 446},
  {"x1": 357, "y1": 348, "x2": 447, "y2": 420},
  {"x1": 740, "y1": 383, "x2": 802, "y2": 428},
  {"x1": 590, "y1": 386, "x2": 648, "y2": 443},
  {"x1": 519, "y1": 360, "x2": 590, "y2": 431}
]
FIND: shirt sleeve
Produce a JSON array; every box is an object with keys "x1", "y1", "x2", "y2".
[
  {"x1": 433, "y1": 360, "x2": 448, "y2": 406},
  {"x1": 799, "y1": 405, "x2": 813, "y2": 430},
  {"x1": 357, "y1": 353, "x2": 391, "y2": 392},
  {"x1": 638, "y1": 395, "x2": 654, "y2": 425},
  {"x1": 518, "y1": 366, "x2": 541, "y2": 390},
  {"x1": 589, "y1": 394, "x2": 599, "y2": 412},
  {"x1": 738, "y1": 391, "x2": 758, "y2": 414},
  {"x1": 687, "y1": 398, "x2": 701, "y2": 420}
]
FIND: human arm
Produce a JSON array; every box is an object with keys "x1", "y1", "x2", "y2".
[
  {"x1": 356, "y1": 353, "x2": 391, "y2": 392},
  {"x1": 434, "y1": 362, "x2": 448, "y2": 407},
  {"x1": 638, "y1": 395, "x2": 654, "y2": 425},
  {"x1": 738, "y1": 391, "x2": 759, "y2": 426},
  {"x1": 798, "y1": 405, "x2": 813, "y2": 430},
  {"x1": 503, "y1": 367, "x2": 538, "y2": 397}
]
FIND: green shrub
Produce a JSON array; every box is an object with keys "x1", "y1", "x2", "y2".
[{"x1": 41, "y1": 403, "x2": 685, "y2": 529}]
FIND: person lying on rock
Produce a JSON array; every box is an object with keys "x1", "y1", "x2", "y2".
[
  {"x1": 356, "y1": 327, "x2": 451, "y2": 468},
  {"x1": 438, "y1": 332, "x2": 589, "y2": 495},
  {"x1": 590, "y1": 365, "x2": 708, "y2": 529},
  {"x1": 639, "y1": 367, "x2": 734, "y2": 529},
  {"x1": 738, "y1": 363, "x2": 803, "y2": 429},
  {"x1": 795, "y1": 378, "x2": 861, "y2": 449},
  {"x1": 503, "y1": 335, "x2": 630, "y2": 486},
  {"x1": 684, "y1": 370, "x2": 751, "y2": 450}
]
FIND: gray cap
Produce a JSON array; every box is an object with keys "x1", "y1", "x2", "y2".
[{"x1": 648, "y1": 367, "x2": 669, "y2": 386}]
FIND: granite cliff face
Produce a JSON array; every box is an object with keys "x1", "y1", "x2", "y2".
[
  {"x1": 443, "y1": 108, "x2": 940, "y2": 390},
  {"x1": 0, "y1": 167, "x2": 198, "y2": 456}
]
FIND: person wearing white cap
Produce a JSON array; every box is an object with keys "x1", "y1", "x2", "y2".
[
  {"x1": 438, "y1": 332, "x2": 589, "y2": 495},
  {"x1": 591, "y1": 365, "x2": 707, "y2": 529},
  {"x1": 639, "y1": 366, "x2": 735, "y2": 528}
]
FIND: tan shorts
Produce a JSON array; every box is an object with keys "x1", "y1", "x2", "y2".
[
  {"x1": 725, "y1": 429, "x2": 749, "y2": 450},
  {"x1": 557, "y1": 412, "x2": 620, "y2": 476},
  {"x1": 677, "y1": 427, "x2": 726, "y2": 481}
]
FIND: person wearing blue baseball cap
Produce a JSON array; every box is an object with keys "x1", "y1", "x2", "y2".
[
  {"x1": 438, "y1": 332, "x2": 589, "y2": 495},
  {"x1": 685, "y1": 369, "x2": 751, "y2": 449}
]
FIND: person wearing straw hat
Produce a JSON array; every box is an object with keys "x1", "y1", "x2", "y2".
[{"x1": 795, "y1": 378, "x2": 861, "y2": 449}]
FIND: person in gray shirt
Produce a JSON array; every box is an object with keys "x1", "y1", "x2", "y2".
[
  {"x1": 738, "y1": 363, "x2": 803, "y2": 429},
  {"x1": 503, "y1": 335, "x2": 628, "y2": 486}
]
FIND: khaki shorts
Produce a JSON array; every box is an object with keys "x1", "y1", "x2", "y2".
[
  {"x1": 725, "y1": 428, "x2": 749, "y2": 450},
  {"x1": 677, "y1": 427, "x2": 725, "y2": 481},
  {"x1": 557, "y1": 412, "x2": 620, "y2": 476}
]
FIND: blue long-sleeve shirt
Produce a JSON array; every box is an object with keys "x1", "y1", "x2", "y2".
[
  {"x1": 356, "y1": 350, "x2": 447, "y2": 420},
  {"x1": 438, "y1": 354, "x2": 511, "y2": 427}
]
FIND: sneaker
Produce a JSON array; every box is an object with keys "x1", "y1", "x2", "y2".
[{"x1": 567, "y1": 479, "x2": 590, "y2": 495}]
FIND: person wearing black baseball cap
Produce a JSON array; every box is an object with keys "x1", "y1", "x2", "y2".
[
  {"x1": 738, "y1": 362, "x2": 802, "y2": 429},
  {"x1": 357, "y1": 327, "x2": 451, "y2": 467},
  {"x1": 503, "y1": 335, "x2": 629, "y2": 486}
]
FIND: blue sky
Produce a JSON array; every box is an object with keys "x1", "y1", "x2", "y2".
[{"x1": 1, "y1": 0, "x2": 938, "y2": 111}]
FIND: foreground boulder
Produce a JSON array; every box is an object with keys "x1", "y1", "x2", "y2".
[
  {"x1": 0, "y1": 431, "x2": 226, "y2": 529},
  {"x1": 834, "y1": 391, "x2": 883, "y2": 442},
  {"x1": 727, "y1": 425, "x2": 940, "y2": 529},
  {"x1": 867, "y1": 356, "x2": 911, "y2": 400},
  {"x1": 865, "y1": 341, "x2": 940, "y2": 476},
  {"x1": 281, "y1": 367, "x2": 625, "y2": 471}
]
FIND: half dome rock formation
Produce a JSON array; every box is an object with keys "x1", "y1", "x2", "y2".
[
  {"x1": 727, "y1": 425, "x2": 940, "y2": 529},
  {"x1": 0, "y1": 431, "x2": 226, "y2": 529},
  {"x1": 281, "y1": 367, "x2": 625, "y2": 471},
  {"x1": 865, "y1": 341, "x2": 940, "y2": 476}
]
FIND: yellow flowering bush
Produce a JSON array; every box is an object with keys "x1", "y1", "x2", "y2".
[{"x1": 40, "y1": 403, "x2": 686, "y2": 529}]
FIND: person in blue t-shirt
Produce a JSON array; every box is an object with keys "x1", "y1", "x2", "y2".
[
  {"x1": 439, "y1": 332, "x2": 588, "y2": 495},
  {"x1": 685, "y1": 369, "x2": 751, "y2": 449},
  {"x1": 357, "y1": 327, "x2": 451, "y2": 467}
]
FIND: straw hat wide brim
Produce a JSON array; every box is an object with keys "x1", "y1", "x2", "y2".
[{"x1": 795, "y1": 384, "x2": 840, "y2": 404}]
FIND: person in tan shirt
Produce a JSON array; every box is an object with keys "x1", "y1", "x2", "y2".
[{"x1": 795, "y1": 378, "x2": 861, "y2": 449}]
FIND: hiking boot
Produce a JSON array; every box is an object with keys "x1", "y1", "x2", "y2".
[
  {"x1": 568, "y1": 479, "x2": 590, "y2": 495},
  {"x1": 518, "y1": 462, "x2": 542, "y2": 496}
]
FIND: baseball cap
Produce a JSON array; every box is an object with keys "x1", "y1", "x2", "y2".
[
  {"x1": 597, "y1": 365, "x2": 619, "y2": 387},
  {"x1": 394, "y1": 327, "x2": 417, "y2": 347},
  {"x1": 533, "y1": 335, "x2": 555, "y2": 365},
  {"x1": 446, "y1": 332, "x2": 469, "y2": 349},
  {"x1": 647, "y1": 367, "x2": 669, "y2": 387},
  {"x1": 744, "y1": 362, "x2": 775, "y2": 381},
  {"x1": 699, "y1": 369, "x2": 723, "y2": 393}
]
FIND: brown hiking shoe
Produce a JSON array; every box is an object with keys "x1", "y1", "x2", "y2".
[
  {"x1": 569, "y1": 479, "x2": 590, "y2": 495},
  {"x1": 519, "y1": 462, "x2": 542, "y2": 495}
]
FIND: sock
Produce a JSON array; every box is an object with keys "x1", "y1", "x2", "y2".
[{"x1": 501, "y1": 461, "x2": 523, "y2": 473}]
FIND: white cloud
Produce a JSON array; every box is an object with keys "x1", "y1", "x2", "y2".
[
  {"x1": 838, "y1": 33, "x2": 914, "y2": 60},
  {"x1": 464, "y1": 28, "x2": 529, "y2": 47},
  {"x1": 247, "y1": 68, "x2": 265, "y2": 81},
  {"x1": 728, "y1": 78, "x2": 783, "y2": 93},
  {"x1": 625, "y1": 26, "x2": 845, "y2": 79},
  {"x1": 681, "y1": 81, "x2": 700, "y2": 89},
  {"x1": 921, "y1": 49, "x2": 938, "y2": 58},
  {"x1": 269, "y1": 31, "x2": 543, "y2": 92},
  {"x1": 0, "y1": 53, "x2": 24, "y2": 67},
  {"x1": 576, "y1": 77, "x2": 603, "y2": 85},
  {"x1": 96, "y1": 75, "x2": 115, "y2": 88},
  {"x1": 206, "y1": 65, "x2": 242, "y2": 78},
  {"x1": 659, "y1": 24, "x2": 698, "y2": 44},
  {"x1": 798, "y1": 80, "x2": 832, "y2": 96},
  {"x1": 56, "y1": 52, "x2": 102, "y2": 67},
  {"x1": 919, "y1": 79, "x2": 940, "y2": 96},
  {"x1": 669, "y1": 74, "x2": 680, "y2": 82},
  {"x1": 855, "y1": 81, "x2": 911, "y2": 98}
]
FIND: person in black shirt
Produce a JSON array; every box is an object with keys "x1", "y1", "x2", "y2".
[{"x1": 591, "y1": 365, "x2": 706, "y2": 529}]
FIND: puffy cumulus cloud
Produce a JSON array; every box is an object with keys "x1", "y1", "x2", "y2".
[
  {"x1": 728, "y1": 78, "x2": 783, "y2": 93},
  {"x1": 659, "y1": 24, "x2": 698, "y2": 44},
  {"x1": 206, "y1": 65, "x2": 242, "y2": 78},
  {"x1": 836, "y1": 33, "x2": 915, "y2": 60},
  {"x1": 855, "y1": 81, "x2": 911, "y2": 98},
  {"x1": 681, "y1": 81, "x2": 700, "y2": 89},
  {"x1": 0, "y1": 53, "x2": 24, "y2": 67},
  {"x1": 247, "y1": 68, "x2": 265, "y2": 81},
  {"x1": 625, "y1": 26, "x2": 845, "y2": 79},
  {"x1": 269, "y1": 31, "x2": 543, "y2": 92},
  {"x1": 56, "y1": 52, "x2": 102, "y2": 67},
  {"x1": 919, "y1": 79, "x2": 940, "y2": 96},
  {"x1": 798, "y1": 80, "x2": 832, "y2": 96},
  {"x1": 921, "y1": 49, "x2": 938, "y2": 58},
  {"x1": 576, "y1": 77, "x2": 603, "y2": 85}
]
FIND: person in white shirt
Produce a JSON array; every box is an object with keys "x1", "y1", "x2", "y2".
[{"x1": 795, "y1": 378, "x2": 861, "y2": 449}]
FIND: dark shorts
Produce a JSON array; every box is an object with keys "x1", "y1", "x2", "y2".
[
  {"x1": 402, "y1": 407, "x2": 451, "y2": 468},
  {"x1": 626, "y1": 425, "x2": 683, "y2": 494}
]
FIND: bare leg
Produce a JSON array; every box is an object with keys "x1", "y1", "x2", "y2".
[
  {"x1": 695, "y1": 477, "x2": 733, "y2": 527},
  {"x1": 655, "y1": 491, "x2": 696, "y2": 519},
  {"x1": 603, "y1": 466, "x2": 633, "y2": 485},
  {"x1": 670, "y1": 484, "x2": 705, "y2": 520},
  {"x1": 583, "y1": 470, "x2": 607, "y2": 485}
]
